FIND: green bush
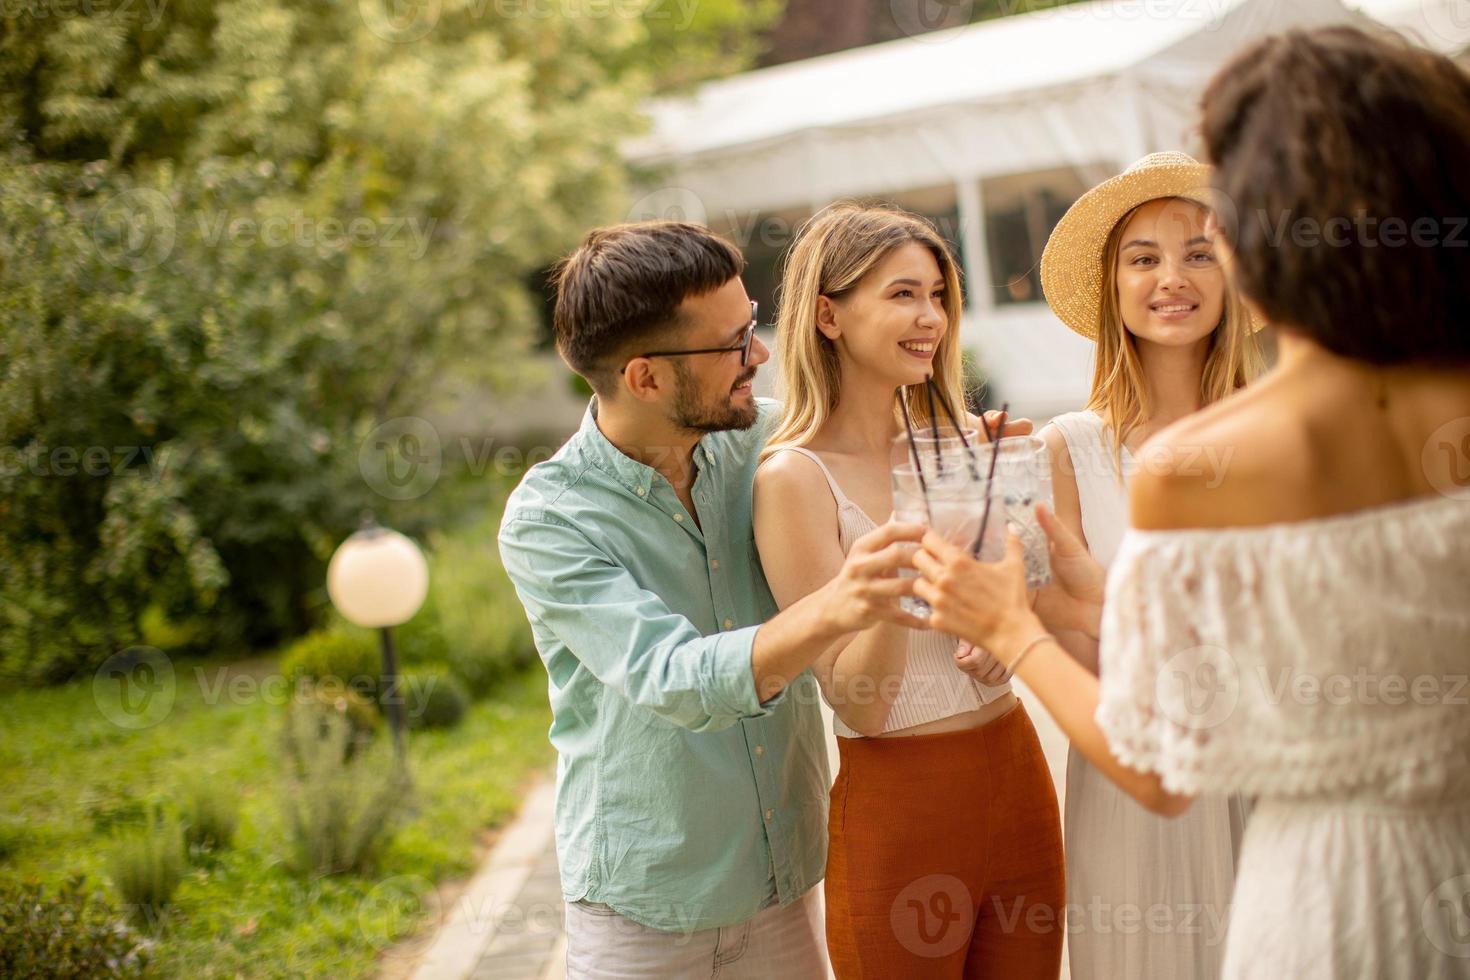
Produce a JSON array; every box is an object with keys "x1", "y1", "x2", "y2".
[
  {"x1": 0, "y1": 875, "x2": 151, "y2": 979},
  {"x1": 418, "y1": 516, "x2": 538, "y2": 698},
  {"x1": 178, "y1": 778, "x2": 240, "y2": 855},
  {"x1": 106, "y1": 811, "x2": 185, "y2": 930},
  {"x1": 83, "y1": 791, "x2": 150, "y2": 836},
  {"x1": 280, "y1": 630, "x2": 381, "y2": 700},
  {"x1": 280, "y1": 699, "x2": 412, "y2": 877},
  {"x1": 294, "y1": 682, "x2": 383, "y2": 749},
  {"x1": 399, "y1": 669, "x2": 470, "y2": 731},
  {"x1": 394, "y1": 607, "x2": 452, "y2": 670}
]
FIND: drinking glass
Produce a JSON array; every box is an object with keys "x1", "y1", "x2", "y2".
[
  {"x1": 891, "y1": 427, "x2": 981, "y2": 485},
  {"x1": 891, "y1": 462, "x2": 1006, "y2": 619},
  {"x1": 973, "y1": 435, "x2": 1053, "y2": 588}
]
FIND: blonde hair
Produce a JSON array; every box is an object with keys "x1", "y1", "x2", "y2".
[
  {"x1": 1088, "y1": 197, "x2": 1263, "y2": 469},
  {"x1": 764, "y1": 203, "x2": 969, "y2": 460}
]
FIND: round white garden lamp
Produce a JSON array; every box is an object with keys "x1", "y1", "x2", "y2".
[{"x1": 326, "y1": 516, "x2": 429, "y2": 760}]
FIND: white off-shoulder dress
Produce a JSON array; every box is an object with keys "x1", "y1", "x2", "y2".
[
  {"x1": 1050, "y1": 411, "x2": 1250, "y2": 980},
  {"x1": 1094, "y1": 489, "x2": 1470, "y2": 979}
]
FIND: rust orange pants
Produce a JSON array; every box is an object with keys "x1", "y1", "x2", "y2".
[{"x1": 825, "y1": 702, "x2": 1065, "y2": 979}]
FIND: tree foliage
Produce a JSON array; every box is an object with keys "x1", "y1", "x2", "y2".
[{"x1": 0, "y1": 0, "x2": 778, "y2": 684}]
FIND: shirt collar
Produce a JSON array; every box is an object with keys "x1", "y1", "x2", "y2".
[
  {"x1": 573, "y1": 398, "x2": 649, "y2": 498},
  {"x1": 576, "y1": 398, "x2": 723, "y2": 498}
]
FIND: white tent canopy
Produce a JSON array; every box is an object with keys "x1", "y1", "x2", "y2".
[
  {"x1": 626, "y1": 0, "x2": 1468, "y2": 416},
  {"x1": 631, "y1": 0, "x2": 1367, "y2": 209}
]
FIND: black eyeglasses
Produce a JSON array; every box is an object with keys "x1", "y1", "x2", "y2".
[{"x1": 625, "y1": 301, "x2": 759, "y2": 370}]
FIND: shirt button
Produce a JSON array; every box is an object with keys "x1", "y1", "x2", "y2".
[
  {"x1": 673, "y1": 513, "x2": 683, "y2": 522},
  {"x1": 755, "y1": 745, "x2": 765, "y2": 757},
  {"x1": 635, "y1": 487, "x2": 646, "y2": 497},
  {"x1": 723, "y1": 618, "x2": 734, "y2": 630},
  {"x1": 764, "y1": 809, "x2": 774, "y2": 821},
  {"x1": 710, "y1": 559, "x2": 719, "y2": 570}
]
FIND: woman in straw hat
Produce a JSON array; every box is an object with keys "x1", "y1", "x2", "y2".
[
  {"x1": 754, "y1": 202, "x2": 1064, "y2": 978},
  {"x1": 909, "y1": 26, "x2": 1470, "y2": 980},
  {"x1": 1019, "y1": 150, "x2": 1261, "y2": 980}
]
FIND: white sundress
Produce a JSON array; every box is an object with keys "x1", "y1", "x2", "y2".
[
  {"x1": 1049, "y1": 410, "x2": 1251, "y2": 980},
  {"x1": 1095, "y1": 482, "x2": 1470, "y2": 979}
]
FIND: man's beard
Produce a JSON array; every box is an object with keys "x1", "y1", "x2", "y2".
[{"x1": 670, "y1": 360, "x2": 759, "y2": 434}]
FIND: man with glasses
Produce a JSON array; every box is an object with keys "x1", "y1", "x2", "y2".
[{"x1": 498, "y1": 221, "x2": 926, "y2": 977}]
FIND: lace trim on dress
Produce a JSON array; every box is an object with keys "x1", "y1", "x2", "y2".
[{"x1": 1095, "y1": 494, "x2": 1470, "y2": 803}]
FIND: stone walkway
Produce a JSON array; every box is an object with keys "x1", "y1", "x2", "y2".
[
  {"x1": 408, "y1": 779, "x2": 563, "y2": 980},
  {"x1": 467, "y1": 838, "x2": 565, "y2": 980},
  {"x1": 436, "y1": 686, "x2": 1070, "y2": 980}
]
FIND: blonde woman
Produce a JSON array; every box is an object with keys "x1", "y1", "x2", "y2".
[
  {"x1": 753, "y1": 203, "x2": 1063, "y2": 978},
  {"x1": 1015, "y1": 152, "x2": 1262, "y2": 980}
]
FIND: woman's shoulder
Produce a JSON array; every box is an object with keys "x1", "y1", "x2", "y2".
[
  {"x1": 754, "y1": 447, "x2": 847, "y2": 541},
  {"x1": 1043, "y1": 408, "x2": 1103, "y2": 430},
  {"x1": 1038, "y1": 419, "x2": 1083, "y2": 484},
  {"x1": 756, "y1": 444, "x2": 827, "y2": 492},
  {"x1": 1040, "y1": 410, "x2": 1107, "y2": 455},
  {"x1": 1130, "y1": 386, "x2": 1309, "y2": 531}
]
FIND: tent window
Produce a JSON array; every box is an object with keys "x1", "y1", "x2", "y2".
[{"x1": 981, "y1": 167, "x2": 1094, "y2": 307}]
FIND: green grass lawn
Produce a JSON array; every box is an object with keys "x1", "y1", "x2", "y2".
[{"x1": 0, "y1": 655, "x2": 553, "y2": 978}]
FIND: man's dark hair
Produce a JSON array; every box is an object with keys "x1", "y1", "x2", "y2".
[
  {"x1": 1201, "y1": 26, "x2": 1470, "y2": 365},
  {"x1": 552, "y1": 221, "x2": 744, "y2": 394}
]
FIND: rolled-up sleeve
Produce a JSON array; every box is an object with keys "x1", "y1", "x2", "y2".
[{"x1": 498, "y1": 514, "x2": 781, "y2": 733}]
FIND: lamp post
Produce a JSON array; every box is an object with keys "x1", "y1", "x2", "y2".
[{"x1": 326, "y1": 515, "x2": 429, "y2": 761}]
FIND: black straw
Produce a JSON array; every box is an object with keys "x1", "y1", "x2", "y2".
[
  {"x1": 897, "y1": 387, "x2": 933, "y2": 524},
  {"x1": 968, "y1": 403, "x2": 1008, "y2": 558},
  {"x1": 926, "y1": 375, "x2": 979, "y2": 480},
  {"x1": 922, "y1": 375, "x2": 945, "y2": 477}
]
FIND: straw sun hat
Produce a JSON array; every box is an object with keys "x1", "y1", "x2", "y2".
[{"x1": 1039, "y1": 151, "x2": 1261, "y2": 340}]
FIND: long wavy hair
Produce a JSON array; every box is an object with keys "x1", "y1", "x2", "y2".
[
  {"x1": 1089, "y1": 197, "x2": 1263, "y2": 469},
  {"x1": 763, "y1": 203, "x2": 969, "y2": 461}
]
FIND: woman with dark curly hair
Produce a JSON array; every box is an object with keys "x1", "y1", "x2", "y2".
[{"x1": 911, "y1": 26, "x2": 1470, "y2": 980}]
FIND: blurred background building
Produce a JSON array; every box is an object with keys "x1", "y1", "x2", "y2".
[{"x1": 619, "y1": 0, "x2": 1470, "y2": 419}]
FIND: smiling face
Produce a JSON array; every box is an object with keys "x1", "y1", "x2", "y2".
[
  {"x1": 1113, "y1": 197, "x2": 1226, "y2": 351},
  {"x1": 819, "y1": 241, "x2": 950, "y2": 389},
  {"x1": 665, "y1": 276, "x2": 769, "y2": 433}
]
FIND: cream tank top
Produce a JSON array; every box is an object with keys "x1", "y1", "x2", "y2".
[
  {"x1": 1044, "y1": 410, "x2": 1134, "y2": 567},
  {"x1": 771, "y1": 447, "x2": 1012, "y2": 738}
]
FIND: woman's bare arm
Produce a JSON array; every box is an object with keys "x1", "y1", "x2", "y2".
[
  {"x1": 910, "y1": 509, "x2": 1192, "y2": 818},
  {"x1": 754, "y1": 452, "x2": 918, "y2": 737},
  {"x1": 1040, "y1": 424, "x2": 1100, "y2": 673}
]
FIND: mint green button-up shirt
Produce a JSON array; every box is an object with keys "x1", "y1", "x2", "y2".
[{"x1": 497, "y1": 398, "x2": 829, "y2": 933}]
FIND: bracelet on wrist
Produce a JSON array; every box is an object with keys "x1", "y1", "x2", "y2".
[{"x1": 1008, "y1": 633, "x2": 1055, "y2": 673}]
